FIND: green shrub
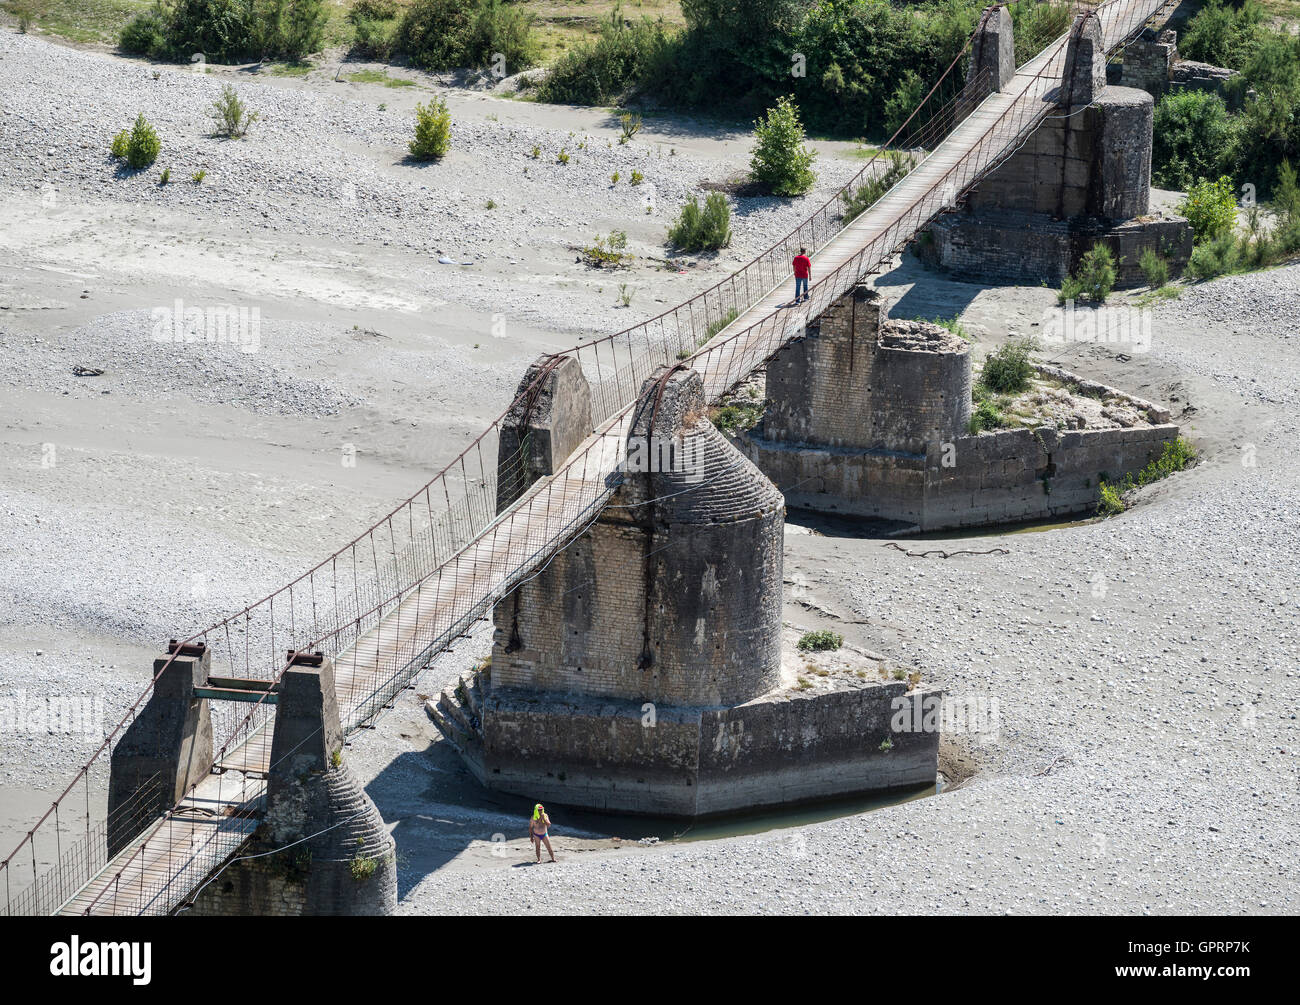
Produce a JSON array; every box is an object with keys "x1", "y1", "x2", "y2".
[
  {"x1": 1009, "y1": 0, "x2": 1074, "y2": 66},
  {"x1": 1180, "y1": 176, "x2": 1238, "y2": 244},
  {"x1": 1187, "y1": 230, "x2": 1243, "y2": 279},
  {"x1": 1138, "y1": 247, "x2": 1169, "y2": 289},
  {"x1": 630, "y1": 169, "x2": 644, "y2": 185},
  {"x1": 797, "y1": 630, "x2": 843, "y2": 653},
  {"x1": 750, "y1": 96, "x2": 817, "y2": 197},
  {"x1": 667, "y1": 192, "x2": 732, "y2": 252},
  {"x1": 535, "y1": 13, "x2": 671, "y2": 106},
  {"x1": 882, "y1": 69, "x2": 924, "y2": 138},
  {"x1": 409, "y1": 97, "x2": 452, "y2": 160},
  {"x1": 159, "y1": 166, "x2": 171, "y2": 184},
  {"x1": 349, "y1": 0, "x2": 402, "y2": 60},
  {"x1": 119, "y1": 114, "x2": 161, "y2": 169},
  {"x1": 582, "y1": 230, "x2": 631, "y2": 267},
  {"x1": 260, "y1": 0, "x2": 328, "y2": 61},
  {"x1": 165, "y1": 0, "x2": 257, "y2": 64},
  {"x1": 978, "y1": 338, "x2": 1037, "y2": 395},
  {"x1": 710, "y1": 400, "x2": 764, "y2": 434},
  {"x1": 1097, "y1": 481, "x2": 1125, "y2": 517},
  {"x1": 841, "y1": 150, "x2": 915, "y2": 222},
  {"x1": 1097, "y1": 437, "x2": 1197, "y2": 515},
  {"x1": 1179, "y1": 0, "x2": 1266, "y2": 70},
  {"x1": 968, "y1": 395, "x2": 1006, "y2": 433},
  {"x1": 1152, "y1": 90, "x2": 1237, "y2": 191},
  {"x1": 1060, "y1": 244, "x2": 1117, "y2": 303},
  {"x1": 619, "y1": 112, "x2": 642, "y2": 144},
  {"x1": 120, "y1": 6, "x2": 171, "y2": 58},
  {"x1": 209, "y1": 83, "x2": 259, "y2": 138},
  {"x1": 397, "y1": 0, "x2": 538, "y2": 73}
]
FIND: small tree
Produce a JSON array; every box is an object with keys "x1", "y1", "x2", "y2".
[
  {"x1": 1058, "y1": 243, "x2": 1116, "y2": 303},
  {"x1": 409, "y1": 97, "x2": 452, "y2": 160},
  {"x1": 118, "y1": 113, "x2": 161, "y2": 169},
  {"x1": 209, "y1": 84, "x2": 259, "y2": 138},
  {"x1": 1138, "y1": 247, "x2": 1170, "y2": 288},
  {"x1": 750, "y1": 95, "x2": 817, "y2": 197},
  {"x1": 1179, "y1": 175, "x2": 1238, "y2": 244},
  {"x1": 978, "y1": 337, "x2": 1039, "y2": 395}
]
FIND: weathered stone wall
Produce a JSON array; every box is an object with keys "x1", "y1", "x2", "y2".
[
  {"x1": 695, "y1": 684, "x2": 938, "y2": 814},
  {"x1": 492, "y1": 367, "x2": 786, "y2": 708},
  {"x1": 1121, "y1": 28, "x2": 1177, "y2": 96},
  {"x1": 764, "y1": 287, "x2": 971, "y2": 454},
  {"x1": 922, "y1": 211, "x2": 1193, "y2": 288},
  {"x1": 477, "y1": 683, "x2": 942, "y2": 817},
  {"x1": 966, "y1": 88, "x2": 1152, "y2": 222}
]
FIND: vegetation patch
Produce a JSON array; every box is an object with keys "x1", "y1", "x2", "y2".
[
  {"x1": 667, "y1": 192, "x2": 732, "y2": 252},
  {"x1": 1096, "y1": 437, "x2": 1198, "y2": 516},
  {"x1": 797, "y1": 630, "x2": 843, "y2": 653}
]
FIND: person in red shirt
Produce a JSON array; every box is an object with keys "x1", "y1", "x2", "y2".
[{"x1": 792, "y1": 247, "x2": 812, "y2": 304}]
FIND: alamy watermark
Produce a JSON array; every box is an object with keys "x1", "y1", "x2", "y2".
[
  {"x1": 1041, "y1": 301, "x2": 1152, "y2": 353},
  {"x1": 151, "y1": 298, "x2": 261, "y2": 353},
  {"x1": 0, "y1": 691, "x2": 105, "y2": 742},
  {"x1": 890, "y1": 693, "x2": 1001, "y2": 745}
]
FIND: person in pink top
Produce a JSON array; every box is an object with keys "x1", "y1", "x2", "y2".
[{"x1": 792, "y1": 247, "x2": 812, "y2": 304}]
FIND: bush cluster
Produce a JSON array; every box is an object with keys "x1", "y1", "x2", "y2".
[
  {"x1": 120, "y1": 0, "x2": 328, "y2": 64},
  {"x1": 667, "y1": 192, "x2": 732, "y2": 252}
]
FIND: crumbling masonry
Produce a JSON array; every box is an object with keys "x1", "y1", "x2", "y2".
[
  {"x1": 920, "y1": 9, "x2": 1194, "y2": 286},
  {"x1": 430, "y1": 359, "x2": 942, "y2": 816}
]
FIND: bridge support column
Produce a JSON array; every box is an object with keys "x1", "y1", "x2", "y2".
[
  {"x1": 186, "y1": 654, "x2": 397, "y2": 916},
  {"x1": 496, "y1": 354, "x2": 592, "y2": 511},
  {"x1": 107, "y1": 641, "x2": 213, "y2": 857},
  {"x1": 968, "y1": 4, "x2": 1015, "y2": 94},
  {"x1": 430, "y1": 366, "x2": 942, "y2": 816}
]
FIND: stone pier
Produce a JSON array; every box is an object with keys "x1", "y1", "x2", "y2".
[
  {"x1": 430, "y1": 362, "x2": 942, "y2": 816},
  {"x1": 920, "y1": 10, "x2": 1193, "y2": 286},
  {"x1": 735, "y1": 284, "x2": 1180, "y2": 530}
]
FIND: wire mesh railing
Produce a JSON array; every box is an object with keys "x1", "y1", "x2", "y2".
[{"x1": 1, "y1": 0, "x2": 1171, "y2": 916}]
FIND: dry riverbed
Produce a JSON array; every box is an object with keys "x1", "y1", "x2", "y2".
[{"x1": 1, "y1": 28, "x2": 1297, "y2": 914}]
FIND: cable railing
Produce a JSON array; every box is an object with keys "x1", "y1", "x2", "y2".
[{"x1": 2, "y1": 0, "x2": 1170, "y2": 917}]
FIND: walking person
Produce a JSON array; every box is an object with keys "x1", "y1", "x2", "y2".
[
  {"x1": 529, "y1": 803, "x2": 556, "y2": 863},
  {"x1": 792, "y1": 247, "x2": 812, "y2": 304}
]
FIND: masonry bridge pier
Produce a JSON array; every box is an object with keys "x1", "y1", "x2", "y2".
[{"x1": 2, "y1": 0, "x2": 1181, "y2": 916}]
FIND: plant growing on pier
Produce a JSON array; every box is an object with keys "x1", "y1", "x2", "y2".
[
  {"x1": 750, "y1": 96, "x2": 817, "y2": 197},
  {"x1": 409, "y1": 97, "x2": 452, "y2": 161},
  {"x1": 710, "y1": 400, "x2": 763, "y2": 435},
  {"x1": 1058, "y1": 244, "x2": 1116, "y2": 304},
  {"x1": 1096, "y1": 438, "x2": 1198, "y2": 516},
  {"x1": 667, "y1": 192, "x2": 731, "y2": 252},
  {"x1": 797, "y1": 630, "x2": 843, "y2": 653},
  {"x1": 977, "y1": 337, "x2": 1038, "y2": 396}
]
